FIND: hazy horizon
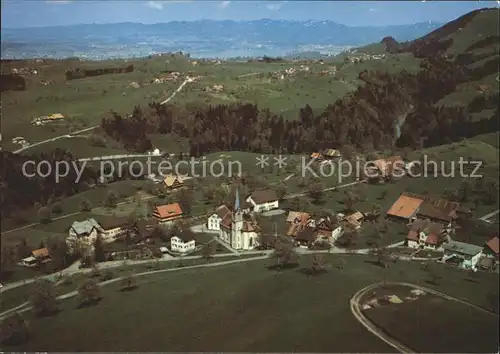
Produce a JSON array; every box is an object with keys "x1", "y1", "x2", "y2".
[{"x1": 2, "y1": 1, "x2": 496, "y2": 29}]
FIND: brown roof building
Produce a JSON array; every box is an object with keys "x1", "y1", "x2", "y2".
[
  {"x1": 387, "y1": 192, "x2": 460, "y2": 224},
  {"x1": 483, "y1": 236, "x2": 499, "y2": 258},
  {"x1": 163, "y1": 175, "x2": 184, "y2": 189},
  {"x1": 407, "y1": 219, "x2": 446, "y2": 247},
  {"x1": 153, "y1": 203, "x2": 184, "y2": 223},
  {"x1": 247, "y1": 189, "x2": 279, "y2": 204}
]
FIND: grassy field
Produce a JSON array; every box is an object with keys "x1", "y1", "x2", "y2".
[
  {"x1": 364, "y1": 285, "x2": 499, "y2": 353},
  {"x1": 5, "y1": 254, "x2": 497, "y2": 352},
  {"x1": 2, "y1": 53, "x2": 422, "y2": 151}
]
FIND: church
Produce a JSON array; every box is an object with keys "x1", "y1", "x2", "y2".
[{"x1": 219, "y1": 190, "x2": 261, "y2": 250}]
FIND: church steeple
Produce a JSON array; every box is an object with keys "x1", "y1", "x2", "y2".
[{"x1": 235, "y1": 187, "x2": 240, "y2": 211}]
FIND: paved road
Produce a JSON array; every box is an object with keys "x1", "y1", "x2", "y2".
[
  {"x1": 0, "y1": 254, "x2": 269, "y2": 321},
  {"x1": 283, "y1": 180, "x2": 366, "y2": 199},
  {"x1": 479, "y1": 209, "x2": 499, "y2": 223},
  {"x1": 349, "y1": 281, "x2": 497, "y2": 354},
  {"x1": 13, "y1": 126, "x2": 99, "y2": 154},
  {"x1": 12, "y1": 78, "x2": 192, "y2": 156}
]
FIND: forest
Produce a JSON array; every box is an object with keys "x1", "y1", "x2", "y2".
[
  {"x1": 100, "y1": 53, "x2": 498, "y2": 156},
  {"x1": 65, "y1": 64, "x2": 134, "y2": 80},
  {"x1": 0, "y1": 73, "x2": 26, "y2": 92}
]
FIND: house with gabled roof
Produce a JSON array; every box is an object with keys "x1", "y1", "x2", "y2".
[
  {"x1": 366, "y1": 156, "x2": 405, "y2": 181},
  {"x1": 386, "y1": 192, "x2": 461, "y2": 226},
  {"x1": 163, "y1": 174, "x2": 184, "y2": 190},
  {"x1": 170, "y1": 230, "x2": 196, "y2": 253},
  {"x1": 153, "y1": 203, "x2": 184, "y2": 223},
  {"x1": 483, "y1": 236, "x2": 499, "y2": 260},
  {"x1": 207, "y1": 205, "x2": 232, "y2": 231},
  {"x1": 245, "y1": 189, "x2": 279, "y2": 213},
  {"x1": 322, "y1": 148, "x2": 341, "y2": 159},
  {"x1": 94, "y1": 215, "x2": 131, "y2": 241},
  {"x1": 406, "y1": 219, "x2": 449, "y2": 250},
  {"x1": 442, "y1": 241, "x2": 483, "y2": 270},
  {"x1": 67, "y1": 218, "x2": 103, "y2": 248},
  {"x1": 21, "y1": 248, "x2": 51, "y2": 267}
]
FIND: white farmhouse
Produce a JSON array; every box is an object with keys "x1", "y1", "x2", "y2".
[
  {"x1": 207, "y1": 205, "x2": 231, "y2": 231},
  {"x1": 220, "y1": 190, "x2": 261, "y2": 250},
  {"x1": 96, "y1": 216, "x2": 130, "y2": 242},
  {"x1": 170, "y1": 230, "x2": 196, "y2": 254},
  {"x1": 68, "y1": 218, "x2": 102, "y2": 243},
  {"x1": 442, "y1": 241, "x2": 483, "y2": 270},
  {"x1": 245, "y1": 189, "x2": 279, "y2": 213}
]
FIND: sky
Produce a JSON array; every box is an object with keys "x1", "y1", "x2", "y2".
[{"x1": 1, "y1": 0, "x2": 498, "y2": 28}]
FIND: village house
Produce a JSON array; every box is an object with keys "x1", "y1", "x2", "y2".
[
  {"x1": 482, "y1": 236, "x2": 499, "y2": 260},
  {"x1": 365, "y1": 156, "x2": 405, "y2": 181},
  {"x1": 153, "y1": 203, "x2": 184, "y2": 224},
  {"x1": 386, "y1": 192, "x2": 461, "y2": 227},
  {"x1": 31, "y1": 113, "x2": 65, "y2": 126},
  {"x1": 341, "y1": 211, "x2": 365, "y2": 230},
  {"x1": 322, "y1": 149, "x2": 341, "y2": 159},
  {"x1": 95, "y1": 215, "x2": 130, "y2": 242},
  {"x1": 287, "y1": 215, "x2": 342, "y2": 247},
  {"x1": 245, "y1": 189, "x2": 279, "y2": 213},
  {"x1": 163, "y1": 175, "x2": 184, "y2": 191},
  {"x1": 68, "y1": 218, "x2": 102, "y2": 244},
  {"x1": 442, "y1": 241, "x2": 483, "y2": 270},
  {"x1": 21, "y1": 248, "x2": 51, "y2": 267},
  {"x1": 220, "y1": 190, "x2": 261, "y2": 250},
  {"x1": 310, "y1": 152, "x2": 324, "y2": 161},
  {"x1": 170, "y1": 230, "x2": 196, "y2": 254},
  {"x1": 406, "y1": 219, "x2": 449, "y2": 250},
  {"x1": 132, "y1": 219, "x2": 158, "y2": 244},
  {"x1": 207, "y1": 205, "x2": 231, "y2": 231},
  {"x1": 286, "y1": 211, "x2": 315, "y2": 227}
]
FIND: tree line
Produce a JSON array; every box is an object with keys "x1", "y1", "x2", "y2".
[
  {"x1": 101, "y1": 53, "x2": 498, "y2": 156},
  {"x1": 65, "y1": 64, "x2": 134, "y2": 80}
]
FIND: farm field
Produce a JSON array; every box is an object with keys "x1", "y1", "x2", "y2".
[
  {"x1": 1, "y1": 53, "x2": 421, "y2": 150},
  {"x1": 6, "y1": 255, "x2": 498, "y2": 352},
  {"x1": 363, "y1": 285, "x2": 499, "y2": 353}
]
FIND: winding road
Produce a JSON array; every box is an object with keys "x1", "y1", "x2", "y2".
[
  {"x1": 0, "y1": 254, "x2": 269, "y2": 321},
  {"x1": 349, "y1": 281, "x2": 498, "y2": 353},
  {"x1": 11, "y1": 77, "x2": 193, "y2": 155}
]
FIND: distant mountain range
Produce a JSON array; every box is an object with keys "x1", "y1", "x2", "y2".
[{"x1": 1, "y1": 20, "x2": 442, "y2": 60}]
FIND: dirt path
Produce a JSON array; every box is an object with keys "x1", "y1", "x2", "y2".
[
  {"x1": 13, "y1": 126, "x2": 99, "y2": 154},
  {"x1": 0, "y1": 255, "x2": 269, "y2": 320},
  {"x1": 160, "y1": 77, "x2": 193, "y2": 105},
  {"x1": 350, "y1": 282, "x2": 498, "y2": 353}
]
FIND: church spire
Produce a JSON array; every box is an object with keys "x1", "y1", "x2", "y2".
[{"x1": 235, "y1": 188, "x2": 240, "y2": 211}]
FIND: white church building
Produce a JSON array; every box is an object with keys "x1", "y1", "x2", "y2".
[{"x1": 219, "y1": 190, "x2": 261, "y2": 250}]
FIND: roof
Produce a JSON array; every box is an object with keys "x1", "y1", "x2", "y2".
[
  {"x1": 95, "y1": 215, "x2": 130, "y2": 230},
  {"x1": 154, "y1": 203, "x2": 183, "y2": 218},
  {"x1": 417, "y1": 201, "x2": 456, "y2": 222},
  {"x1": 311, "y1": 152, "x2": 323, "y2": 159},
  {"x1": 286, "y1": 211, "x2": 311, "y2": 223},
  {"x1": 175, "y1": 230, "x2": 196, "y2": 242},
  {"x1": 32, "y1": 248, "x2": 49, "y2": 258},
  {"x1": 443, "y1": 241, "x2": 483, "y2": 256},
  {"x1": 372, "y1": 156, "x2": 404, "y2": 175},
  {"x1": 49, "y1": 113, "x2": 64, "y2": 119},
  {"x1": 134, "y1": 219, "x2": 158, "y2": 237},
  {"x1": 213, "y1": 205, "x2": 231, "y2": 219},
  {"x1": 70, "y1": 218, "x2": 102, "y2": 235},
  {"x1": 323, "y1": 149, "x2": 341, "y2": 157},
  {"x1": 248, "y1": 189, "x2": 279, "y2": 204},
  {"x1": 295, "y1": 227, "x2": 317, "y2": 243},
  {"x1": 485, "y1": 236, "x2": 499, "y2": 255},
  {"x1": 386, "y1": 194, "x2": 424, "y2": 219},
  {"x1": 220, "y1": 210, "x2": 260, "y2": 232},
  {"x1": 409, "y1": 219, "x2": 443, "y2": 234},
  {"x1": 407, "y1": 220, "x2": 445, "y2": 245},
  {"x1": 163, "y1": 174, "x2": 184, "y2": 187}
]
